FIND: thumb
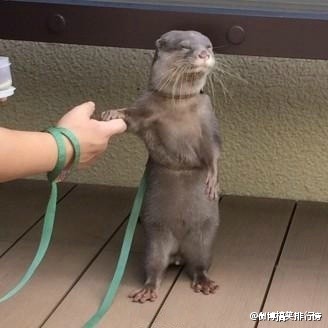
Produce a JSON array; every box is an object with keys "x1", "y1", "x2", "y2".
[
  {"x1": 76, "y1": 101, "x2": 96, "y2": 117},
  {"x1": 99, "y1": 119, "x2": 127, "y2": 137}
]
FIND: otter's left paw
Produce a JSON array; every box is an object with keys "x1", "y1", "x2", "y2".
[
  {"x1": 101, "y1": 109, "x2": 126, "y2": 121},
  {"x1": 205, "y1": 173, "x2": 219, "y2": 201}
]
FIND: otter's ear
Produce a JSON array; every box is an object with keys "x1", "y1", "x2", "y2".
[{"x1": 155, "y1": 38, "x2": 166, "y2": 50}]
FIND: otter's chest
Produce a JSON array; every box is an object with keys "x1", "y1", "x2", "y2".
[
  {"x1": 139, "y1": 103, "x2": 206, "y2": 169},
  {"x1": 160, "y1": 108, "x2": 202, "y2": 139}
]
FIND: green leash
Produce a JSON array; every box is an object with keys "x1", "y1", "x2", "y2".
[
  {"x1": 0, "y1": 126, "x2": 146, "y2": 328},
  {"x1": 0, "y1": 127, "x2": 80, "y2": 303},
  {"x1": 84, "y1": 172, "x2": 146, "y2": 327}
]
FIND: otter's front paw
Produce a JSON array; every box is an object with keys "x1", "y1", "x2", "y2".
[
  {"x1": 101, "y1": 109, "x2": 126, "y2": 121},
  {"x1": 205, "y1": 173, "x2": 219, "y2": 201}
]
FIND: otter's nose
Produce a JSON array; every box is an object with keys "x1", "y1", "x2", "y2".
[{"x1": 198, "y1": 50, "x2": 210, "y2": 60}]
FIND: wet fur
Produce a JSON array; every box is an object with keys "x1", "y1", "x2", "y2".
[{"x1": 102, "y1": 30, "x2": 220, "y2": 301}]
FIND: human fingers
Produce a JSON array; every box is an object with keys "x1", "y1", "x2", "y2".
[
  {"x1": 72, "y1": 101, "x2": 96, "y2": 118},
  {"x1": 97, "y1": 119, "x2": 127, "y2": 137}
]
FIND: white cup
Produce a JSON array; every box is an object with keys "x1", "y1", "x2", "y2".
[{"x1": 0, "y1": 56, "x2": 15, "y2": 99}]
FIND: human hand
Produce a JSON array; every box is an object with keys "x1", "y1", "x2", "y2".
[{"x1": 57, "y1": 101, "x2": 127, "y2": 168}]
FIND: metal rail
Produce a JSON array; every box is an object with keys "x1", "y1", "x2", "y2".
[{"x1": 1, "y1": 1, "x2": 328, "y2": 59}]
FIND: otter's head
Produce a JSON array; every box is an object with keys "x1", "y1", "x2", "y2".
[{"x1": 150, "y1": 30, "x2": 215, "y2": 98}]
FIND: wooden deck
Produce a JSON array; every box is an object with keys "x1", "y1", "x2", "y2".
[{"x1": 0, "y1": 179, "x2": 327, "y2": 328}]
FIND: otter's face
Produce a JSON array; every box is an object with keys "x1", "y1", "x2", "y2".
[
  {"x1": 150, "y1": 30, "x2": 215, "y2": 96},
  {"x1": 155, "y1": 30, "x2": 215, "y2": 74}
]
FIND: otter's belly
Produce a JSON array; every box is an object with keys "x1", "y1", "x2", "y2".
[
  {"x1": 141, "y1": 121, "x2": 203, "y2": 169},
  {"x1": 141, "y1": 162, "x2": 218, "y2": 231}
]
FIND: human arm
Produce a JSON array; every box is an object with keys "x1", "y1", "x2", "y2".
[
  {"x1": 0, "y1": 101, "x2": 127, "y2": 182},
  {"x1": 0, "y1": 128, "x2": 68, "y2": 182}
]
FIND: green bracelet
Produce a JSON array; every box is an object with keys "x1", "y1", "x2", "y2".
[
  {"x1": 53, "y1": 127, "x2": 81, "y2": 181},
  {"x1": 55, "y1": 127, "x2": 80, "y2": 165},
  {"x1": 46, "y1": 127, "x2": 68, "y2": 182}
]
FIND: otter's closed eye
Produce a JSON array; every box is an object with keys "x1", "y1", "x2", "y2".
[{"x1": 179, "y1": 42, "x2": 191, "y2": 50}]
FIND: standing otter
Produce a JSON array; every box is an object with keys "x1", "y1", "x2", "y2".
[{"x1": 102, "y1": 30, "x2": 220, "y2": 303}]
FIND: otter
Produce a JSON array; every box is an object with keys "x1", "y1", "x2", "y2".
[{"x1": 102, "y1": 30, "x2": 220, "y2": 303}]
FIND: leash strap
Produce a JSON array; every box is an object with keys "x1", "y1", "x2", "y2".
[
  {"x1": 1, "y1": 125, "x2": 146, "y2": 328},
  {"x1": 46, "y1": 127, "x2": 67, "y2": 182},
  {"x1": 0, "y1": 127, "x2": 79, "y2": 303},
  {"x1": 54, "y1": 127, "x2": 81, "y2": 179},
  {"x1": 84, "y1": 171, "x2": 146, "y2": 328}
]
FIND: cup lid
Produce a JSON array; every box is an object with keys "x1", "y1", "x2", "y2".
[
  {"x1": 0, "y1": 86, "x2": 15, "y2": 98},
  {"x1": 0, "y1": 57, "x2": 9, "y2": 64},
  {"x1": 0, "y1": 57, "x2": 10, "y2": 69}
]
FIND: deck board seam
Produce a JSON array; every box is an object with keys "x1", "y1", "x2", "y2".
[
  {"x1": 253, "y1": 201, "x2": 298, "y2": 328},
  {"x1": 39, "y1": 212, "x2": 131, "y2": 328},
  {"x1": 149, "y1": 266, "x2": 184, "y2": 328},
  {"x1": 0, "y1": 184, "x2": 78, "y2": 258}
]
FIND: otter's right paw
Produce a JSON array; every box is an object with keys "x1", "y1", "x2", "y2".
[
  {"x1": 128, "y1": 287, "x2": 158, "y2": 303},
  {"x1": 101, "y1": 109, "x2": 126, "y2": 121}
]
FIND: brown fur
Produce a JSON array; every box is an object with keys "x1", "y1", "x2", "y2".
[{"x1": 102, "y1": 30, "x2": 220, "y2": 302}]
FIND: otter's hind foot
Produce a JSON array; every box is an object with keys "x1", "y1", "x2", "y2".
[
  {"x1": 192, "y1": 274, "x2": 218, "y2": 295},
  {"x1": 129, "y1": 285, "x2": 158, "y2": 303}
]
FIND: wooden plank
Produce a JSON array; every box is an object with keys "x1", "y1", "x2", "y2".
[
  {"x1": 42, "y1": 221, "x2": 181, "y2": 328},
  {"x1": 259, "y1": 201, "x2": 328, "y2": 328},
  {"x1": 151, "y1": 196, "x2": 295, "y2": 328},
  {"x1": 0, "y1": 179, "x2": 74, "y2": 254},
  {"x1": 0, "y1": 184, "x2": 136, "y2": 328}
]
